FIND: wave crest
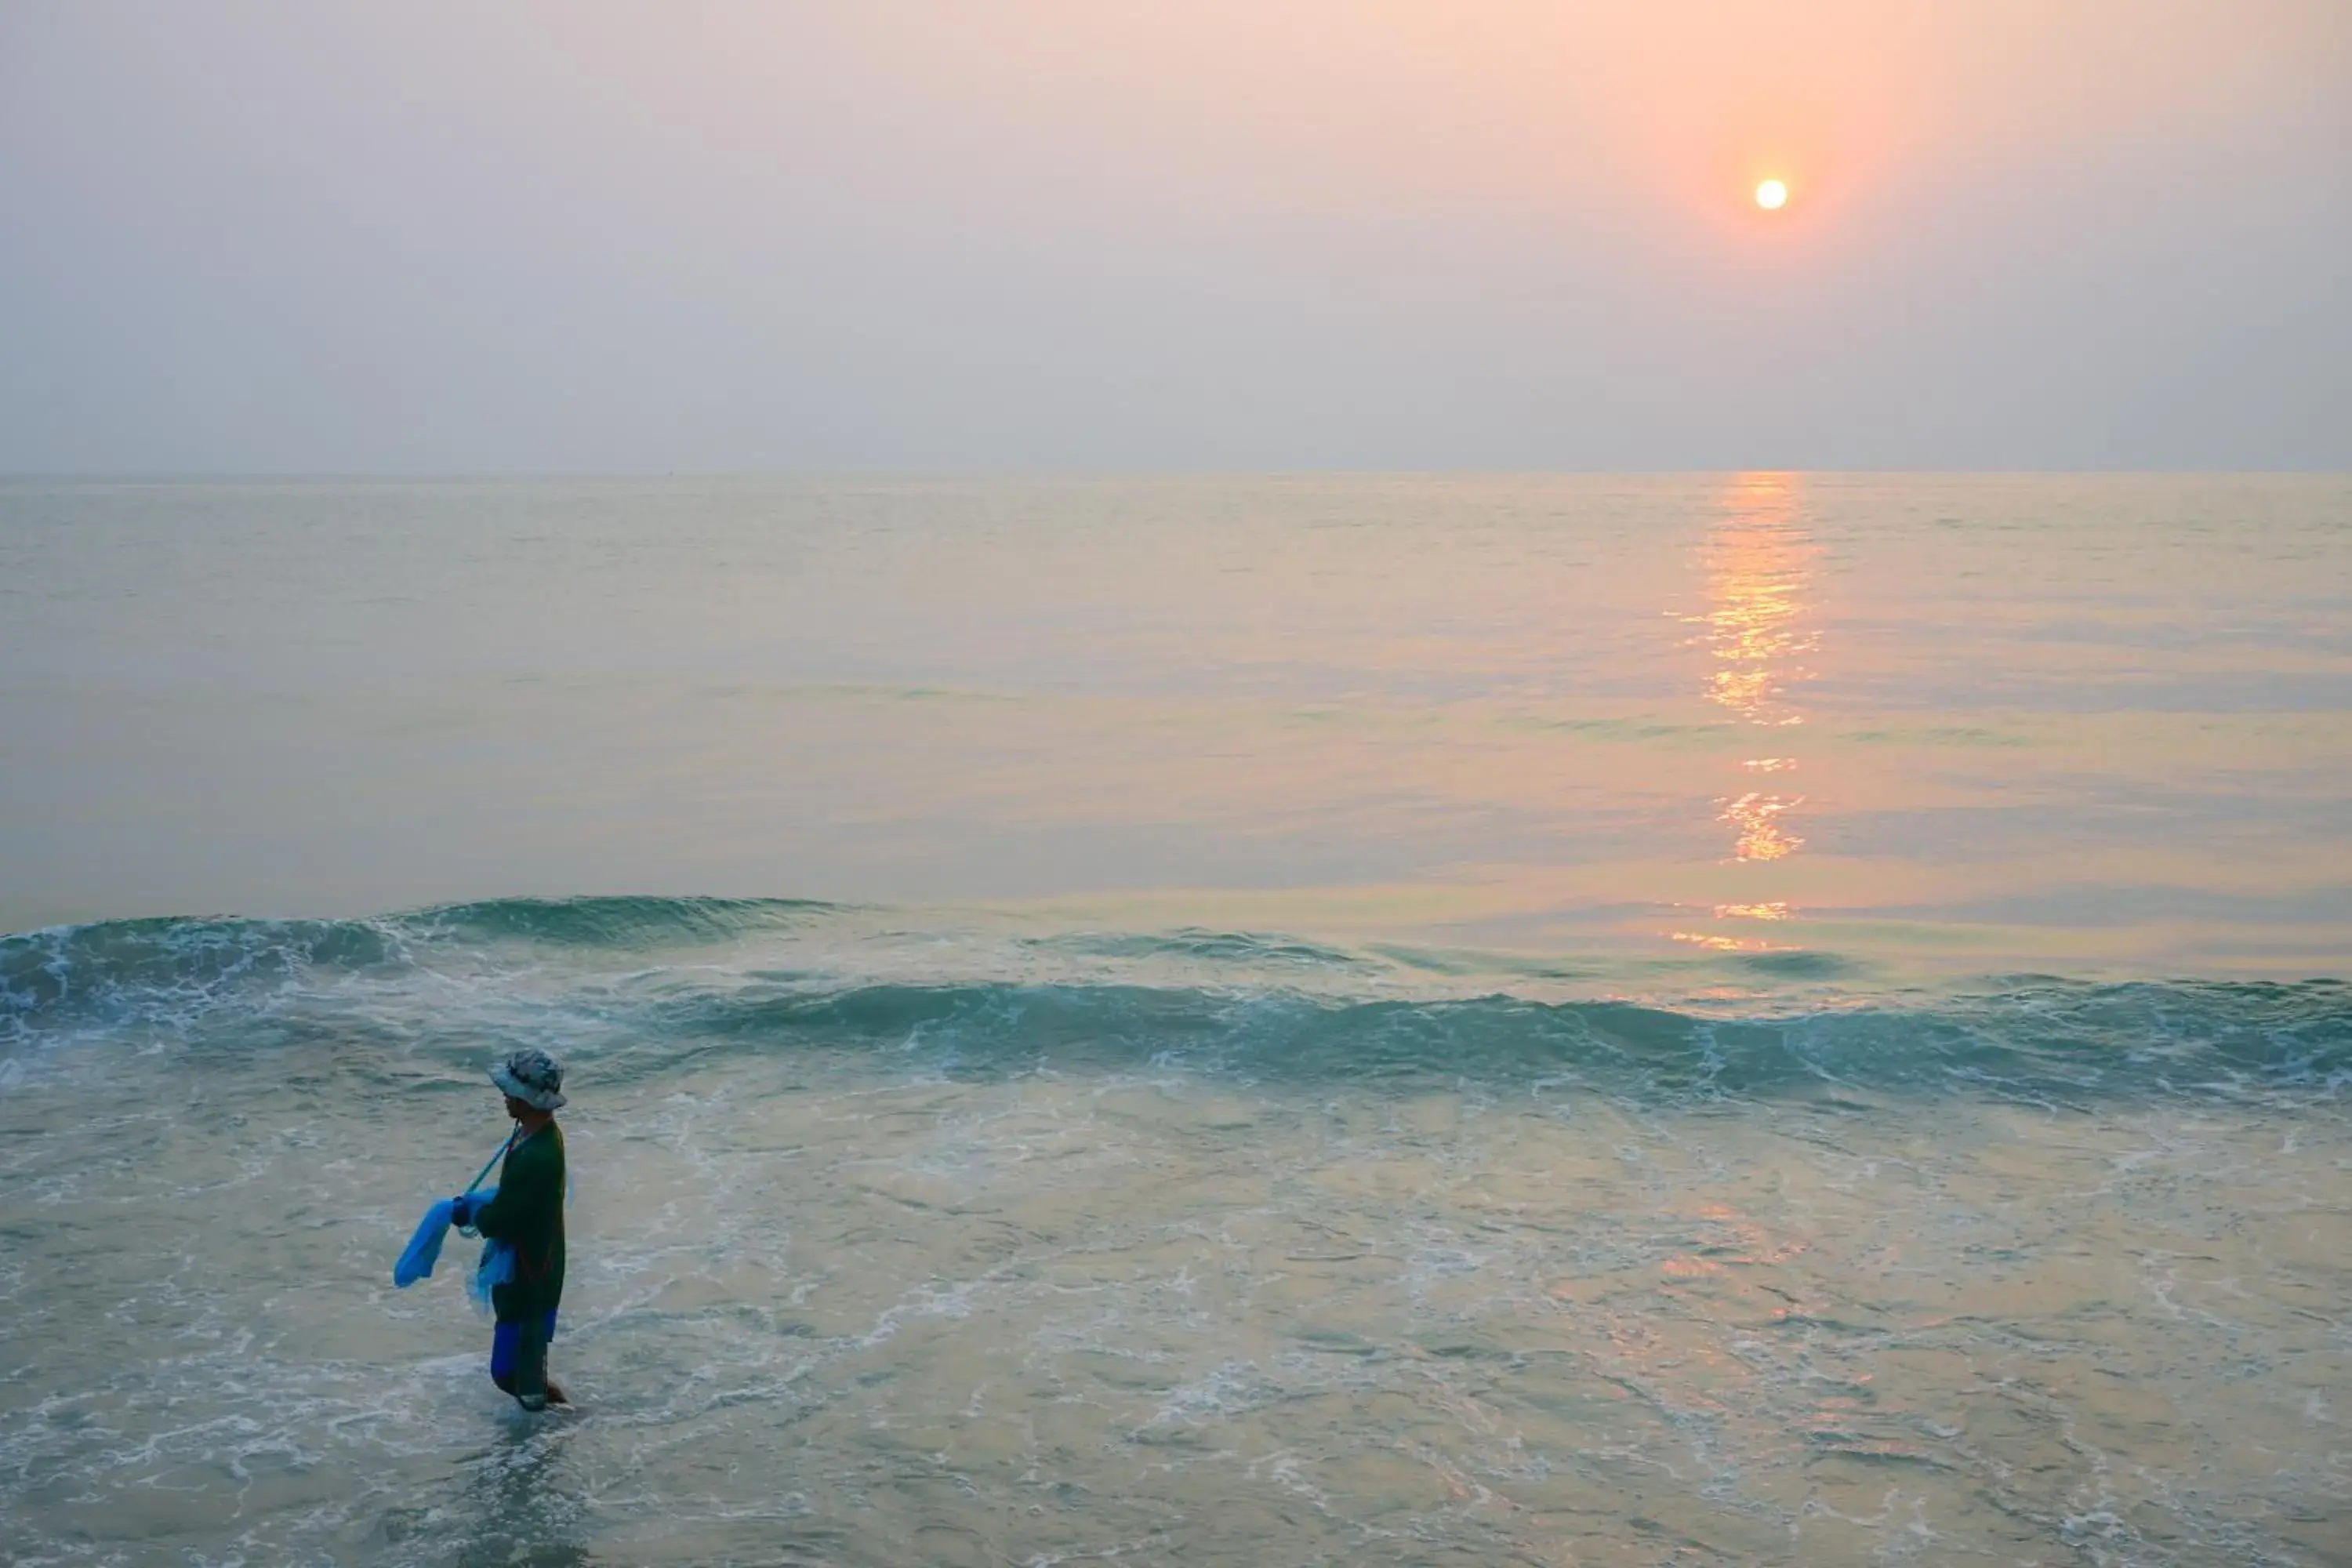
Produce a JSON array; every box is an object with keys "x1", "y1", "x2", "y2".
[
  {"x1": 626, "y1": 977, "x2": 2352, "y2": 1105},
  {"x1": 5, "y1": 905, "x2": 2347, "y2": 1108}
]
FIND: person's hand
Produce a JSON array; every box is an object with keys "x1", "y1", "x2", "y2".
[{"x1": 449, "y1": 1195, "x2": 477, "y2": 1229}]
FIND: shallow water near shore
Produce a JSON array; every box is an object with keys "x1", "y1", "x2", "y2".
[
  {"x1": 2, "y1": 475, "x2": 2350, "y2": 1564},
  {"x1": 4, "y1": 906, "x2": 2350, "y2": 1566}
]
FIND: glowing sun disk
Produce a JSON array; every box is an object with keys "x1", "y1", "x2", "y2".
[{"x1": 1755, "y1": 179, "x2": 1788, "y2": 211}]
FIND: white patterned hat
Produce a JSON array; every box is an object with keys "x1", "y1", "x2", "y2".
[{"x1": 490, "y1": 1048, "x2": 567, "y2": 1111}]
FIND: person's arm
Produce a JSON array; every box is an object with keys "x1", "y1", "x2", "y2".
[{"x1": 471, "y1": 1138, "x2": 555, "y2": 1243}]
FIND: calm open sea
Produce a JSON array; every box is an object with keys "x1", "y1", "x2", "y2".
[{"x1": 3, "y1": 475, "x2": 2348, "y2": 1565}]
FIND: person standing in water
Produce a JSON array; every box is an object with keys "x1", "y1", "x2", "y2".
[{"x1": 451, "y1": 1049, "x2": 569, "y2": 1411}]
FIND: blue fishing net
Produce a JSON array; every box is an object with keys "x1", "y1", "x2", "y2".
[
  {"x1": 392, "y1": 1184, "x2": 507, "y2": 1312},
  {"x1": 468, "y1": 1232, "x2": 515, "y2": 1312},
  {"x1": 393, "y1": 1130, "x2": 518, "y2": 1295},
  {"x1": 393, "y1": 1199, "x2": 458, "y2": 1287}
]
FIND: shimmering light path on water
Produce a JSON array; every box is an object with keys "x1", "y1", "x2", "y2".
[{"x1": 3, "y1": 474, "x2": 2348, "y2": 982}]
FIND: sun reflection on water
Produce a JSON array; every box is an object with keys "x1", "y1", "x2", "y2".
[
  {"x1": 1673, "y1": 474, "x2": 1820, "y2": 947},
  {"x1": 1721, "y1": 789, "x2": 1804, "y2": 862},
  {"x1": 1696, "y1": 474, "x2": 1817, "y2": 731}
]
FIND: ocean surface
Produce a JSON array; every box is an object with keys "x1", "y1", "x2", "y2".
[{"x1": 2, "y1": 474, "x2": 2348, "y2": 1566}]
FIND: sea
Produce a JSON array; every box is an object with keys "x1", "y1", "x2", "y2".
[{"x1": 2, "y1": 474, "x2": 2347, "y2": 1566}]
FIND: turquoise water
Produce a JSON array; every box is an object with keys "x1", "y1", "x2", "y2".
[{"x1": 2, "y1": 476, "x2": 2349, "y2": 1564}]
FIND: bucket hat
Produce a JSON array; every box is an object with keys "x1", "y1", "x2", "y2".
[{"x1": 490, "y1": 1047, "x2": 567, "y2": 1111}]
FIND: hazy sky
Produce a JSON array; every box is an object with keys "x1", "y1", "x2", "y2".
[{"x1": 3, "y1": 2, "x2": 2347, "y2": 472}]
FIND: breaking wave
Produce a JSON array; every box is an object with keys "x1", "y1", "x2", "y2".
[{"x1": 4, "y1": 898, "x2": 2347, "y2": 1109}]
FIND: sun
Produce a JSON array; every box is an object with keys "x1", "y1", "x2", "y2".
[{"x1": 1754, "y1": 179, "x2": 1789, "y2": 212}]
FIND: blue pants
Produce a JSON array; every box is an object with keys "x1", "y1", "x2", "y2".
[{"x1": 489, "y1": 1311, "x2": 558, "y2": 1401}]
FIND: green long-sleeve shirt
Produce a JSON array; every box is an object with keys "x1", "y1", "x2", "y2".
[{"x1": 473, "y1": 1122, "x2": 565, "y2": 1322}]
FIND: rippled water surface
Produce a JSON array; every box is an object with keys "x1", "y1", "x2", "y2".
[{"x1": 2, "y1": 476, "x2": 2348, "y2": 1564}]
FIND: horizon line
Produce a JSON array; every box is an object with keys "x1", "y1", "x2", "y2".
[{"x1": 5, "y1": 466, "x2": 2348, "y2": 485}]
